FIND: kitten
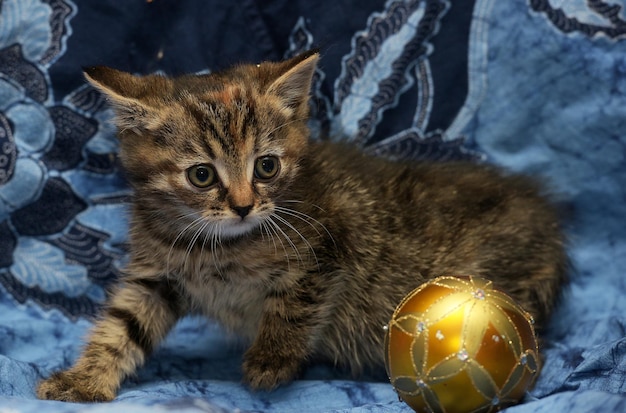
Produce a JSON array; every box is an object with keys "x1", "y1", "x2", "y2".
[{"x1": 37, "y1": 51, "x2": 568, "y2": 402}]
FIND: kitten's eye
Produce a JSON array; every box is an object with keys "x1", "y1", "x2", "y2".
[
  {"x1": 254, "y1": 156, "x2": 280, "y2": 181},
  {"x1": 187, "y1": 164, "x2": 218, "y2": 188}
]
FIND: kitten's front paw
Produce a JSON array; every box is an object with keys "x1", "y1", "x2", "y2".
[
  {"x1": 242, "y1": 347, "x2": 301, "y2": 391},
  {"x1": 37, "y1": 371, "x2": 114, "y2": 402}
]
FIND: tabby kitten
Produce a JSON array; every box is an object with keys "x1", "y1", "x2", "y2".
[{"x1": 37, "y1": 51, "x2": 567, "y2": 402}]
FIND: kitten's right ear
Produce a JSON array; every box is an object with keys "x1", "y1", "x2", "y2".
[
  {"x1": 265, "y1": 51, "x2": 319, "y2": 118},
  {"x1": 84, "y1": 66, "x2": 169, "y2": 133}
]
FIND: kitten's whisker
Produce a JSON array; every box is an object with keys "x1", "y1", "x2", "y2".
[
  {"x1": 166, "y1": 214, "x2": 206, "y2": 276},
  {"x1": 209, "y1": 223, "x2": 218, "y2": 278},
  {"x1": 200, "y1": 221, "x2": 219, "y2": 278},
  {"x1": 263, "y1": 219, "x2": 291, "y2": 271},
  {"x1": 170, "y1": 213, "x2": 204, "y2": 240},
  {"x1": 271, "y1": 213, "x2": 319, "y2": 269},
  {"x1": 281, "y1": 199, "x2": 327, "y2": 213},
  {"x1": 216, "y1": 221, "x2": 226, "y2": 257},
  {"x1": 267, "y1": 216, "x2": 302, "y2": 269},
  {"x1": 259, "y1": 221, "x2": 266, "y2": 242},
  {"x1": 274, "y1": 207, "x2": 323, "y2": 239},
  {"x1": 184, "y1": 219, "x2": 210, "y2": 273},
  {"x1": 260, "y1": 221, "x2": 277, "y2": 255},
  {"x1": 274, "y1": 206, "x2": 336, "y2": 249},
  {"x1": 172, "y1": 211, "x2": 200, "y2": 224},
  {"x1": 200, "y1": 222, "x2": 211, "y2": 253},
  {"x1": 211, "y1": 222, "x2": 225, "y2": 281}
]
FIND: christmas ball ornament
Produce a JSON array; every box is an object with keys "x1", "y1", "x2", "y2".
[{"x1": 384, "y1": 275, "x2": 539, "y2": 413}]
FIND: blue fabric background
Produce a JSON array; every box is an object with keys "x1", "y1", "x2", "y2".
[{"x1": 1, "y1": 0, "x2": 625, "y2": 411}]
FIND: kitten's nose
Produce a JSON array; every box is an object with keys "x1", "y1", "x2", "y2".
[{"x1": 232, "y1": 205, "x2": 253, "y2": 219}]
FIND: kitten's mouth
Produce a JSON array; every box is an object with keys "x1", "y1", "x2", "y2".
[{"x1": 219, "y1": 216, "x2": 261, "y2": 239}]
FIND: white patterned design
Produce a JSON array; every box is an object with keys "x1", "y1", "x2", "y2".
[
  {"x1": 331, "y1": 0, "x2": 440, "y2": 143},
  {"x1": 0, "y1": 0, "x2": 53, "y2": 62},
  {"x1": 10, "y1": 237, "x2": 91, "y2": 298}
]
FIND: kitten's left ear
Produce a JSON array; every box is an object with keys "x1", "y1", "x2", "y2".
[{"x1": 266, "y1": 51, "x2": 319, "y2": 118}]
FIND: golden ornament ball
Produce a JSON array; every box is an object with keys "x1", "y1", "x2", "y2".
[{"x1": 384, "y1": 275, "x2": 540, "y2": 413}]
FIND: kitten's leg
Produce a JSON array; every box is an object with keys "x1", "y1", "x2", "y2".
[
  {"x1": 242, "y1": 288, "x2": 319, "y2": 390},
  {"x1": 37, "y1": 277, "x2": 185, "y2": 402}
]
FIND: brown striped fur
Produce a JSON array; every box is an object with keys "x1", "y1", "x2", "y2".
[{"x1": 37, "y1": 52, "x2": 568, "y2": 402}]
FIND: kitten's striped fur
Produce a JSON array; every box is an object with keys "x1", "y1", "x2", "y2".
[{"x1": 37, "y1": 52, "x2": 568, "y2": 402}]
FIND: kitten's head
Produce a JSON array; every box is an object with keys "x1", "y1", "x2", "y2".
[{"x1": 85, "y1": 51, "x2": 318, "y2": 239}]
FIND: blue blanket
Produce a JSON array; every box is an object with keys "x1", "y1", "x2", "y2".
[{"x1": 1, "y1": 0, "x2": 625, "y2": 411}]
